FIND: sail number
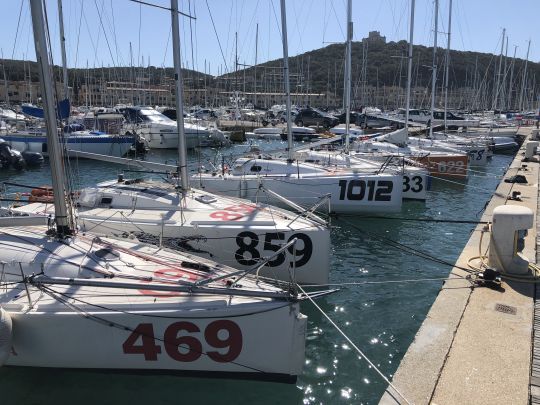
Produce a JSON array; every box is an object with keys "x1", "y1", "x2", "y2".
[
  {"x1": 123, "y1": 320, "x2": 242, "y2": 363},
  {"x1": 403, "y1": 175, "x2": 423, "y2": 193},
  {"x1": 338, "y1": 180, "x2": 394, "y2": 201},
  {"x1": 235, "y1": 232, "x2": 312, "y2": 267},
  {"x1": 437, "y1": 160, "x2": 465, "y2": 173},
  {"x1": 468, "y1": 149, "x2": 485, "y2": 161},
  {"x1": 209, "y1": 204, "x2": 256, "y2": 221}
]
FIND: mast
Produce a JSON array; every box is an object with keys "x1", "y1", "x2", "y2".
[
  {"x1": 501, "y1": 36, "x2": 508, "y2": 109},
  {"x1": 85, "y1": 60, "x2": 89, "y2": 107},
  {"x1": 254, "y1": 23, "x2": 258, "y2": 107},
  {"x1": 170, "y1": 0, "x2": 189, "y2": 190},
  {"x1": 1, "y1": 49, "x2": 8, "y2": 105},
  {"x1": 508, "y1": 45, "x2": 517, "y2": 110},
  {"x1": 204, "y1": 59, "x2": 207, "y2": 107},
  {"x1": 234, "y1": 31, "x2": 239, "y2": 120},
  {"x1": 29, "y1": 0, "x2": 72, "y2": 235},
  {"x1": 280, "y1": 0, "x2": 293, "y2": 161},
  {"x1": 443, "y1": 0, "x2": 452, "y2": 131},
  {"x1": 472, "y1": 55, "x2": 478, "y2": 109},
  {"x1": 404, "y1": 0, "x2": 415, "y2": 135},
  {"x1": 493, "y1": 28, "x2": 505, "y2": 112},
  {"x1": 57, "y1": 0, "x2": 69, "y2": 100},
  {"x1": 429, "y1": 0, "x2": 439, "y2": 138},
  {"x1": 518, "y1": 40, "x2": 531, "y2": 112},
  {"x1": 344, "y1": 0, "x2": 352, "y2": 152}
]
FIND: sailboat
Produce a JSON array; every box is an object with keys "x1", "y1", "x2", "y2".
[
  {"x1": 0, "y1": 0, "x2": 311, "y2": 381},
  {"x1": 192, "y1": 0, "x2": 403, "y2": 214},
  {"x1": 283, "y1": 0, "x2": 429, "y2": 201},
  {"x1": 3, "y1": 0, "x2": 330, "y2": 286},
  {"x1": 351, "y1": 0, "x2": 471, "y2": 180}
]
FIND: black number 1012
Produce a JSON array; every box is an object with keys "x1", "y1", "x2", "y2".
[{"x1": 338, "y1": 180, "x2": 394, "y2": 201}]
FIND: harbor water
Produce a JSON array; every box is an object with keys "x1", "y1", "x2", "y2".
[{"x1": 0, "y1": 140, "x2": 514, "y2": 404}]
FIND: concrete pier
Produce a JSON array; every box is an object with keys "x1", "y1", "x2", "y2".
[{"x1": 380, "y1": 127, "x2": 539, "y2": 405}]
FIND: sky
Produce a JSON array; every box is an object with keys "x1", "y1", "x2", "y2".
[{"x1": 1, "y1": 0, "x2": 538, "y2": 77}]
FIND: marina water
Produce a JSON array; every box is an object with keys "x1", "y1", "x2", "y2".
[{"x1": 0, "y1": 140, "x2": 514, "y2": 404}]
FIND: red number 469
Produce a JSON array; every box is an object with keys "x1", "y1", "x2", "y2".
[{"x1": 122, "y1": 320, "x2": 243, "y2": 363}]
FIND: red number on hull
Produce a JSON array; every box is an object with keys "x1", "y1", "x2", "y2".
[
  {"x1": 122, "y1": 323, "x2": 162, "y2": 361},
  {"x1": 164, "y1": 322, "x2": 202, "y2": 362},
  {"x1": 205, "y1": 320, "x2": 243, "y2": 363},
  {"x1": 122, "y1": 320, "x2": 243, "y2": 363},
  {"x1": 209, "y1": 204, "x2": 257, "y2": 221}
]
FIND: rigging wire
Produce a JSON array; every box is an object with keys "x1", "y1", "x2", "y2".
[
  {"x1": 204, "y1": 0, "x2": 229, "y2": 73},
  {"x1": 297, "y1": 284, "x2": 412, "y2": 405},
  {"x1": 335, "y1": 217, "x2": 477, "y2": 275},
  {"x1": 11, "y1": 0, "x2": 25, "y2": 60},
  {"x1": 126, "y1": 0, "x2": 195, "y2": 18},
  {"x1": 300, "y1": 276, "x2": 469, "y2": 288}
]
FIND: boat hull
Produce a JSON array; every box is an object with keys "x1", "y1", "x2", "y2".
[
  {"x1": 1, "y1": 134, "x2": 134, "y2": 157},
  {"x1": 77, "y1": 215, "x2": 330, "y2": 285},
  {"x1": 5, "y1": 302, "x2": 306, "y2": 381},
  {"x1": 412, "y1": 154, "x2": 468, "y2": 179},
  {"x1": 401, "y1": 170, "x2": 429, "y2": 200},
  {"x1": 196, "y1": 174, "x2": 403, "y2": 214},
  {"x1": 137, "y1": 129, "x2": 227, "y2": 149}
]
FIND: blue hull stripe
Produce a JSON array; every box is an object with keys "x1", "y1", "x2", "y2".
[{"x1": 1, "y1": 135, "x2": 135, "y2": 144}]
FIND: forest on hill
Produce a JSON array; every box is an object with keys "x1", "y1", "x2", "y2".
[
  {"x1": 1, "y1": 38, "x2": 538, "y2": 108},
  {"x1": 226, "y1": 39, "x2": 539, "y2": 101}
]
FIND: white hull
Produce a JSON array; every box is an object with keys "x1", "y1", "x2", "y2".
[
  {"x1": 296, "y1": 150, "x2": 428, "y2": 201},
  {"x1": 195, "y1": 173, "x2": 403, "y2": 214},
  {"x1": 246, "y1": 132, "x2": 282, "y2": 140},
  {"x1": 7, "y1": 299, "x2": 306, "y2": 379},
  {"x1": 0, "y1": 223, "x2": 307, "y2": 380},
  {"x1": 11, "y1": 180, "x2": 330, "y2": 285},
  {"x1": 78, "y1": 216, "x2": 329, "y2": 284},
  {"x1": 141, "y1": 131, "x2": 205, "y2": 149},
  {"x1": 1, "y1": 133, "x2": 134, "y2": 157}
]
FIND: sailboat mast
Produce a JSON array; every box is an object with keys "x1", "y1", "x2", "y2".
[
  {"x1": 518, "y1": 39, "x2": 531, "y2": 111},
  {"x1": 235, "y1": 31, "x2": 239, "y2": 120},
  {"x1": 443, "y1": 0, "x2": 452, "y2": 131},
  {"x1": 493, "y1": 28, "x2": 505, "y2": 112},
  {"x1": 404, "y1": 0, "x2": 415, "y2": 133},
  {"x1": 501, "y1": 36, "x2": 508, "y2": 109},
  {"x1": 254, "y1": 23, "x2": 258, "y2": 107},
  {"x1": 280, "y1": 0, "x2": 293, "y2": 161},
  {"x1": 508, "y1": 45, "x2": 517, "y2": 110},
  {"x1": 29, "y1": 0, "x2": 72, "y2": 235},
  {"x1": 429, "y1": 0, "x2": 439, "y2": 138},
  {"x1": 344, "y1": 0, "x2": 352, "y2": 152},
  {"x1": 170, "y1": 0, "x2": 189, "y2": 191},
  {"x1": 57, "y1": 0, "x2": 69, "y2": 100},
  {"x1": 1, "y1": 49, "x2": 8, "y2": 105}
]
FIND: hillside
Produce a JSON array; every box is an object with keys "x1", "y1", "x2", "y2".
[
  {"x1": 221, "y1": 39, "x2": 540, "y2": 109},
  {"x1": 0, "y1": 59, "x2": 210, "y2": 88},
  {"x1": 1, "y1": 38, "x2": 538, "y2": 110}
]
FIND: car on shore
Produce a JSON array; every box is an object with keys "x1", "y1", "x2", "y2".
[{"x1": 294, "y1": 108, "x2": 339, "y2": 129}]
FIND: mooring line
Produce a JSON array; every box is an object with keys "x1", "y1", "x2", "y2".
[{"x1": 297, "y1": 284, "x2": 412, "y2": 405}]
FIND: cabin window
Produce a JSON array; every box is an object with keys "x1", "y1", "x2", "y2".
[
  {"x1": 100, "y1": 197, "x2": 113, "y2": 205},
  {"x1": 250, "y1": 165, "x2": 262, "y2": 173}
]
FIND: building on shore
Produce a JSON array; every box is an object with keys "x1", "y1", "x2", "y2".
[{"x1": 0, "y1": 80, "x2": 68, "y2": 105}]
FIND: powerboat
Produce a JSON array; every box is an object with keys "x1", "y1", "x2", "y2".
[{"x1": 121, "y1": 106, "x2": 228, "y2": 149}]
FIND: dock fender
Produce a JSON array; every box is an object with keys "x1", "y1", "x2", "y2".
[{"x1": 0, "y1": 307, "x2": 12, "y2": 366}]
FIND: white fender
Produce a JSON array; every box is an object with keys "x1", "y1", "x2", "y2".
[{"x1": 0, "y1": 307, "x2": 13, "y2": 365}]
